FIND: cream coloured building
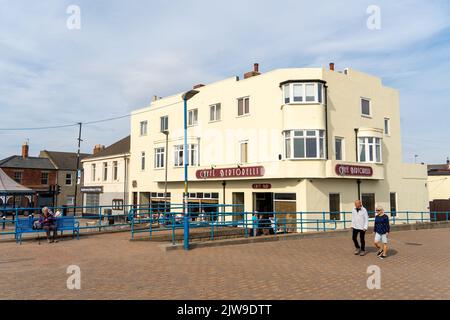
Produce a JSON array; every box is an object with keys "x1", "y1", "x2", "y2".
[{"x1": 129, "y1": 64, "x2": 429, "y2": 226}]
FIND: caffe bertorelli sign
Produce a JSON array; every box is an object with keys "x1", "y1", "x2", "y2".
[
  {"x1": 335, "y1": 164, "x2": 373, "y2": 177},
  {"x1": 196, "y1": 166, "x2": 265, "y2": 179}
]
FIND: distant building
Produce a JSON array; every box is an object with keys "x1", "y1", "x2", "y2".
[
  {"x1": 428, "y1": 160, "x2": 450, "y2": 215},
  {"x1": 0, "y1": 142, "x2": 57, "y2": 208},
  {"x1": 81, "y1": 136, "x2": 130, "y2": 216},
  {"x1": 39, "y1": 150, "x2": 90, "y2": 208}
]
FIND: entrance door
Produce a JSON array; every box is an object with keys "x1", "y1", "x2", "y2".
[
  {"x1": 362, "y1": 193, "x2": 375, "y2": 217},
  {"x1": 253, "y1": 192, "x2": 273, "y2": 214}
]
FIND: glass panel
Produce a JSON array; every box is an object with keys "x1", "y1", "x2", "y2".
[
  {"x1": 284, "y1": 85, "x2": 290, "y2": 104},
  {"x1": 210, "y1": 106, "x2": 214, "y2": 121},
  {"x1": 305, "y1": 84, "x2": 315, "y2": 102},
  {"x1": 274, "y1": 193, "x2": 296, "y2": 200},
  {"x1": 293, "y1": 84, "x2": 303, "y2": 102},
  {"x1": 359, "y1": 143, "x2": 366, "y2": 162},
  {"x1": 285, "y1": 138, "x2": 291, "y2": 158},
  {"x1": 244, "y1": 98, "x2": 250, "y2": 114},
  {"x1": 216, "y1": 104, "x2": 221, "y2": 120},
  {"x1": 361, "y1": 99, "x2": 370, "y2": 115},
  {"x1": 376, "y1": 143, "x2": 381, "y2": 162},
  {"x1": 319, "y1": 137, "x2": 324, "y2": 158},
  {"x1": 294, "y1": 130, "x2": 303, "y2": 136},
  {"x1": 238, "y1": 99, "x2": 243, "y2": 116},
  {"x1": 306, "y1": 138, "x2": 317, "y2": 157},
  {"x1": 329, "y1": 194, "x2": 340, "y2": 220},
  {"x1": 335, "y1": 138, "x2": 342, "y2": 160},
  {"x1": 293, "y1": 138, "x2": 305, "y2": 158},
  {"x1": 306, "y1": 130, "x2": 316, "y2": 136},
  {"x1": 318, "y1": 83, "x2": 323, "y2": 103},
  {"x1": 369, "y1": 144, "x2": 374, "y2": 162}
]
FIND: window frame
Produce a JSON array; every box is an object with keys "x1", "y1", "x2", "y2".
[
  {"x1": 358, "y1": 137, "x2": 382, "y2": 163},
  {"x1": 113, "y1": 161, "x2": 118, "y2": 181},
  {"x1": 102, "y1": 162, "x2": 108, "y2": 181},
  {"x1": 283, "y1": 129, "x2": 326, "y2": 160},
  {"x1": 65, "y1": 173, "x2": 73, "y2": 186},
  {"x1": 239, "y1": 141, "x2": 248, "y2": 164},
  {"x1": 41, "y1": 171, "x2": 49, "y2": 185},
  {"x1": 139, "y1": 120, "x2": 148, "y2": 136},
  {"x1": 282, "y1": 82, "x2": 324, "y2": 105},
  {"x1": 13, "y1": 171, "x2": 23, "y2": 183},
  {"x1": 335, "y1": 137, "x2": 344, "y2": 161},
  {"x1": 209, "y1": 103, "x2": 221, "y2": 122},
  {"x1": 174, "y1": 144, "x2": 198, "y2": 167},
  {"x1": 384, "y1": 118, "x2": 390, "y2": 136},
  {"x1": 329, "y1": 193, "x2": 341, "y2": 220},
  {"x1": 91, "y1": 164, "x2": 96, "y2": 181},
  {"x1": 160, "y1": 116, "x2": 169, "y2": 132},
  {"x1": 141, "y1": 151, "x2": 146, "y2": 171},
  {"x1": 237, "y1": 96, "x2": 250, "y2": 117},
  {"x1": 154, "y1": 147, "x2": 165, "y2": 169},
  {"x1": 361, "y1": 97, "x2": 372, "y2": 117},
  {"x1": 188, "y1": 108, "x2": 198, "y2": 126}
]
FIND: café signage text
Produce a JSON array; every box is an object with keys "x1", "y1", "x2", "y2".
[
  {"x1": 335, "y1": 164, "x2": 373, "y2": 177},
  {"x1": 196, "y1": 166, "x2": 265, "y2": 179}
]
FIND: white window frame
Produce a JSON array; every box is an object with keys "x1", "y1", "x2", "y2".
[
  {"x1": 141, "y1": 151, "x2": 146, "y2": 171},
  {"x1": 335, "y1": 137, "x2": 345, "y2": 161},
  {"x1": 102, "y1": 162, "x2": 108, "y2": 181},
  {"x1": 361, "y1": 97, "x2": 372, "y2": 117},
  {"x1": 282, "y1": 82, "x2": 324, "y2": 105},
  {"x1": 358, "y1": 137, "x2": 382, "y2": 163},
  {"x1": 174, "y1": 144, "x2": 198, "y2": 167},
  {"x1": 160, "y1": 116, "x2": 169, "y2": 132},
  {"x1": 91, "y1": 164, "x2": 96, "y2": 181},
  {"x1": 237, "y1": 96, "x2": 250, "y2": 117},
  {"x1": 113, "y1": 161, "x2": 118, "y2": 181},
  {"x1": 154, "y1": 147, "x2": 165, "y2": 169},
  {"x1": 65, "y1": 173, "x2": 73, "y2": 186},
  {"x1": 188, "y1": 109, "x2": 198, "y2": 126},
  {"x1": 209, "y1": 103, "x2": 221, "y2": 122},
  {"x1": 384, "y1": 118, "x2": 390, "y2": 136},
  {"x1": 239, "y1": 141, "x2": 248, "y2": 164},
  {"x1": 41, "y1": 171, "x2": 49, "y2": 185},
  {"x1": 283, "y1": 130, "x2": 326, "y2": 159},
  {"x1": 140, "y1": 121, "x2": 148, "y2": 136}
]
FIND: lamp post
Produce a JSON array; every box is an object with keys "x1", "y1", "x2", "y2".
[
  {"x1": 181, "y1": 90, "x2": 199, "y2": 250},
  {"x1": 162, "y1": 130, "x2": 169, "y2": 219}
]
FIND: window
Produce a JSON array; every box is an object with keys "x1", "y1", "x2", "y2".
[
  {"x1": 141, "y1": 152, "x2": 146, "y2": 170},
  {"x1": 140, "y1": 121, "x2": 148, "y2": 136},
  {"x1": 112, "y1": 199, "x2": 124, "y2": 210},
  {"x1": 91, "y1": 164, "x2": 96, "y2": 181},
  {"x1": 282, "y1": 82, "x2": 324, "y2": 104},
  {"x1": 41, "y1": 172, "x2": 49, "y2": 185},
  {"x1": 13, "y1": 171, "x2": 22, "y2": 183},
  {"x1": 85, "y1": 193, "x2": 100, "y2": 214},
  {"x1": 329, "y1": 193, "x2": 341, "y2": 220},
  {"x1": 232, "y1": 192, "x2": 245, "y2": 221},
  {"x1": 284, "y1": 130, "x2": 325, "y2": 159},
  {"x1": 174, "y1": 144, "x2": 198, "y2": 167},
  {"x1": 66, "y1": 196, "x2": 75, "y2": 206},
  {"x1": 237, "y1": 97, "x2": 250, "y2": 116},
  {"x1": 240, "y1": 141, "x2": 248, "y2": 163},
  {"x1": 160, "y1": 116, "x2": 168, "y2": 132},
  {"x1": 390, "y1": 192, "x2": 397, "y2": 217},
  {"x1": 361, "y1": 98, "x2": 371, "y2": 117},
  {"x1": 188, "y1": 109, "x2": 198, "y2": 126},
  {"x1": 384, "y1": 118, "x2": 390, "y2": 135},
  {"x1": 210, "y1": 103, "x2": 221, "y2": 121},
  {"x1": 113, "y1": 161, "x2": 118, "y2": 180},
  {"x1": 102, "y1": 162, "x2": 108, "y2": 181},
  {"x1": 362, "y1": 193, "x2": 375, "y2": 218},
  {"x1": 335, "y1": 137, "x2": 344, "y2": 161},
  {"x1": 154, "y1": 147, "x2": 165, "y2": 168},
  {"x1": 358, "y1": 137, "x2": 382, "y2": 163},
  {"x1": 65, "y1": 173, "x2": 72, "y2": 186}
]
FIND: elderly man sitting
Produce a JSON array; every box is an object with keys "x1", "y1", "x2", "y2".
[{"x1": 39, "y1": 207, "x2": 58, "y2": 243}]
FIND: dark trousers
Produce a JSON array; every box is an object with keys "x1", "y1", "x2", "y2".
[
  {"x1": 352, "y1": 228, "x2": 366, "y2": 251},
  {"x1": 43, "y1": 225, "x2": 57, "y2": 239}
]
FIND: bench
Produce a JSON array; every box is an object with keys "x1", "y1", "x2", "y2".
[{"x1": 15, "y1": 216, "x2": 80, "y2": 244}]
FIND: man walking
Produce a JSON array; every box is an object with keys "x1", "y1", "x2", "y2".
[{"x1": 351, "y1": 200, "x2": 369, "y2": 256}]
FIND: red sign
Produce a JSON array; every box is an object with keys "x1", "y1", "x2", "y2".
[
  {"x1": 252, "y1": 183, "x2": 271, "y2": 189},
  {"x1": 335, "y1": 164, "x2": 373, "y2": 177},
  {"x1": 196, "y1": 166, "x2": 265, "y2": 179}
]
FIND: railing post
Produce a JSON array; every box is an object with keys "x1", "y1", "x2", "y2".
[
  {"x1": 2, "y1": 215, "x2": 5, "y2": 230},
  {"x1": 316, "y1": 219, "x2": 319, "y2": 232},
  {"x1": 300, "y1": 212, "x2": 303, "y2": 233},
  {"x1": 446, "y1": 212, "x2": 449, "y2": 222},
  {"x1": 343, "y1": 212, "x2": 346, "y2": 229},
  {"x1": 244, "y1": 212, "x2": 248, "y2": 238},
  {"x1": 131, "y1": 209, "x2": 135, "y2": 240},
  {"x1": 274, "y1": 212, "x2": 277, "y2": 235},
  {"x1": 172, "y1": 212, "x2": 175, "y2": 245},
  {"x1": 421, "y1": 211, "x2": 423, "y2": 223},
  {"x1": 406, "y1": 211, "x2": 409, "y2": 224},
  {"x1": 322, "y1": 211, "x2": 326, "y2": 231}
]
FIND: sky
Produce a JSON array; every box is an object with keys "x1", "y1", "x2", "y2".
[{"x1": 0, "y1": 0, "x2": 449, "y2": 164}]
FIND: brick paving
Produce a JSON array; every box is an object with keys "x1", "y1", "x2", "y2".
[{"x1": 1, "y1": 227, "x2": 450, "y2": 299}]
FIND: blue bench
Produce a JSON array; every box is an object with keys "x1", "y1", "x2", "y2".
[{"x1": 15, "y1": 216, "x2": 80, "y2": 244}]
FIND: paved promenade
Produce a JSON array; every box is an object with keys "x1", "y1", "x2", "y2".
[{"x1": 1, "y1": 227, "x2": 449, "y2": 299}]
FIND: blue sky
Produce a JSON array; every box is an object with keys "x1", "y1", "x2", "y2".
[{"x1": 0, "y1": 0, "x2": 449, "y2": 163}]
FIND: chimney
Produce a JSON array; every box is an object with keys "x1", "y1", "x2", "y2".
[
  {"x1": 193, "y1": 84, "x2": 205, "y2": 89},
  {"x1": 152, "y1": 95, "x2": 159, "y2": 102},
  {"x1": 329, "y1": 62, "x2": 335, "y2": 71},
  {"x1": 244, "y1": 62, "x2": 261, "y2": 79},
  {"x1": 93, "y1": 144, "x2": 105, "y2": 155},
  {"x1": 446, "y1": 157, "x2": 450, "y2": 169},
  {"x1": 22, "y1": 141, "x2": 29, "y2": 158}
]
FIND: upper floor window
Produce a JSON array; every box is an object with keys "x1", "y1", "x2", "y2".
[
  {"x1": 282, "y1": 82, "x2": 324, "y2": 104},
  {"x1": 141, "y1": 152, "x2": 146, "y2": 171},
  {"x1": 91, "y1": 164, "x2": 96, "y2": 181},
  {"x1": 174, "y1": 144, "x2": 198, "y2": 167},
  {"x1": 361, "y1": 98, "x2": 371, "y2": 117},
  {"x1": 113, "y1": 161, "x2": 118, "y2": 180},
  {"x1": 102, "y1": 162, "x2": 108, "y2": 181},
  {"x1": 240, "y1": 141, "x2": 248, "y2": 164},
  {"x1": 237, "y1": 97, "x2": 250, "y2": 116},
  {"x1": 160, "y1": 116, "x2": 169, "y2": 132},
  {"x1": 41, "y1": 172, "x2": 49, "y2": 185},
  {"x1": 358, "y1": 137, "x2": 382, "y2": 163},
  {"x1": 140, "y1": 121, "x2": 148, "y2": 136},
  {"x1": 210, "y1": 103, "x2": 221, "y2": 121},
  {"x1": 154, "y1": 147, "x2": 165, "y2": 169},
  {"x1": 14, "y1": 171, "x2": 22, "y2": 183},
  {"x1": 188, "y1": 109, "x2": 198, "y2": 126},
  {"x1": 65, "y1": 173, "x2": 72, "y2": 186},
  {"x1": 384, "y1": 118, "x2": 390, "y2": 135},
  {"x1": 284, "y1": 130, "x2": 325, "y2": 159},
  {"x1": 335, "y1": 137, "x2": 344, "y2": 161}
]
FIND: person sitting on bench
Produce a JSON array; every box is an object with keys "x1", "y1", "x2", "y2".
[{"x1": 39, "y1": 207, "x2": 58, "y2": 243}]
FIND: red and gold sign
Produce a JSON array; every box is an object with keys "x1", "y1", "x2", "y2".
[
  {"x1": 196, "y1": 166, "x2": 265, "y2": 179},
  {"x1": 335, "y1": 164, "x2": 373, "y2": 177}
]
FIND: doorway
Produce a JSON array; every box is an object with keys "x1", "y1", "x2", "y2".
[{"x1": 253, "y1": 192, "x2": 274, "y2": 214}]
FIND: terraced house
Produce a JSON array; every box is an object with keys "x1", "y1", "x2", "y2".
[{"x1": 129, "y1": 63, "x2": 428, "y2": 227}]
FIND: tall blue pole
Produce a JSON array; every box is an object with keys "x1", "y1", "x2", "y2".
[{"x1": 183, "y1": 97, "x2": 189, "y2": 250}]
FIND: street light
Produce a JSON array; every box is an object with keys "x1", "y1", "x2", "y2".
[{"x1": 182, "y1": 89, "x2": 199, "y2": 250}]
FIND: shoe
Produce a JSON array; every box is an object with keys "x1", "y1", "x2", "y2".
[
  {"x1": 354, "y1": 249, "x2": 361, "y2": 255},
  {"x1": 359, "y1": 250, "x2": 366, "y2": 256},
  {"x1": 376, "y1": 250, "x2": 383, "y2": 257}
]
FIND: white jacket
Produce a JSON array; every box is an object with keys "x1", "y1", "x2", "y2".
[{"x1": 351, "y1": 207, "x2": 369, "y2": 230}]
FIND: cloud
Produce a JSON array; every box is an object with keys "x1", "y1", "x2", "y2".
[{"x1": 0, "y1": 0, "x2": 449, "y2": 163}]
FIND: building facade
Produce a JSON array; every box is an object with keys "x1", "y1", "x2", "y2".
[
  {"x1": 0, "y1": 142, "x2": 57, "y2": 208},
  {"x1": 39, "y1": 150, "x2": 90, "y2": 208},
  {"x1": 129, "y1": 64, "x2": 428, "y2": 226},
  {"x1": 81, "y1": 136, "x2": 130, "y2": 216},
  {"x1": 427, "y1": 161, "x2": 450, "y2": 215}
]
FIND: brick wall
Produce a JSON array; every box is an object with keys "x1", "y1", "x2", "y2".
[{"x1": 1, "y1": 167, "x2": 57, "y2": 189}]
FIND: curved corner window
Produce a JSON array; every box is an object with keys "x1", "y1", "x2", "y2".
[
  {"x1": 282, "y1": 82, "x2": 324, "y2": 105},
  {"x1": 283, "y1": 130, "x2": 325, "y2": 159},
  {"x1": 358, "y1": 137, "x2": 382, "y2": 163}
]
